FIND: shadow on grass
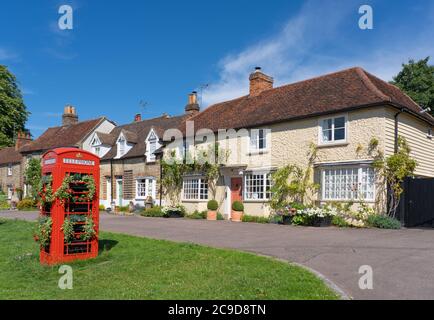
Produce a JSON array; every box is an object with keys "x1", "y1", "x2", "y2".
[{"x1": 98, "y1": 239, "x2": 118, "y2": 254}]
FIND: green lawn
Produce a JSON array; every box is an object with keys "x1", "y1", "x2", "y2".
[{"x1": 0, "y1": 219, "x2": 338, "y2": 300}]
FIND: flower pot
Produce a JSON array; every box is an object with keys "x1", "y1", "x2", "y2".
[
  {"x1": 207, "y1": 210, "x2": 217, "y2": 221},
  {"x1": 231, "y1": 210, "x2": 243, "y2": 222},
  {"x1": 312, "y1": 216, "x2": 332, "y2": 227}
]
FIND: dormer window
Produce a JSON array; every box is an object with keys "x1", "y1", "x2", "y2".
[
  {"x1": 118, "y1": 136, "x2": 126, "y2": 156},
  {"x1": 146, "y1": 130, "x2": 158, "y2": 162}
]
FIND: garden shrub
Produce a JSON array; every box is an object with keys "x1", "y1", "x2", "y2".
[
  {"x1": 242, "y1": 215, "x2": 270, "y2": 224},
  {"x1": 291, "y1": 214, "x2": 312, "y2": 226},
  {"x1": 118, "y1": 205, "x2": 130, "y2": 213},
  {"x1": 17, "y1": 198, "x2": 37, "y2": 211},
  {"x1": 367, "y1": 214, "x2": 401, "y2": 229},
  {"x1": 207, "y1": 200, "x2": 218, "y2": 211},
  {"x1": 99, "y1": 205, "x2": 106, "y2": 211},
  {"x1": 232, "y1": 201, "x2": 244, "y2": 212},
  {"x1": 331, "y1": 215, "x2": 350, "y2": 228},
  {"x1": 217, "y1": 212, "x2": 224, "y2": 220},
  {"x1": 141, "y1": 206, "x2": 165, "y2": 217},
  {"x1": 187, "y1": 210, "x2": 207, "y2": 219}
]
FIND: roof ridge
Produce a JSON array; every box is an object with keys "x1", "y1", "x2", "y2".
[{"x1": 354, "y1": 68, "x2": 391, "y2": 102}]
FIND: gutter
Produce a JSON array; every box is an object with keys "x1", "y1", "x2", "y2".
[{"x1": 394, "y1": 107, "x2": 407, "y2": 154}]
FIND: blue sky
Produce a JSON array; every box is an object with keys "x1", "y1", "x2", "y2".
[{"x1": 1, "y1": 0, "x2": 433, "y2": 137}]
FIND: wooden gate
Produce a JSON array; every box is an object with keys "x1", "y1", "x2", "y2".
[{"x1": 398, "y1": 177, "x2": 434, "y2": 227}]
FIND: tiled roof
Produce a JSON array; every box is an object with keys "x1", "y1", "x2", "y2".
[
  {"x1": 20, "y1": 118, "x2": 104, "y2": 153},
  {"x1": 102, "y1": 114, "x2": 189, "y2": 160},
  {"x1": 185, "y1": 67, "x2": 434, "y2": 133},
  {"x1": 0, "y1": 147, "x2": 22, "y2": 165},
  {"x1": 95, "y1": 132, "x2": 116, "y2": 145}
]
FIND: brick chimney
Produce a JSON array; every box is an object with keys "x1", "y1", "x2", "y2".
[
  {"x1": 134, "y1": 113, "x2": 142, "y2": 122},
  {"x1": 62, "y1": 105, "x2": 78, "y2": 126},
  {"x1": 15, "y1": 131, "x2": 32, "y2": 151},
  {"x1": 249, "y1": 67, "x2": 273, "y2": 97},
  {"x1": 185, "y1": 91, "x2": 200, "y2": 115}
]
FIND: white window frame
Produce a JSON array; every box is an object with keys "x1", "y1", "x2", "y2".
[
  {"x1": 182, "y1": 177, "x2": 208, "y2": 201},
  {"x1": 321, "y1": 166, "x2": 375, "y2": 202},
  {"x1": 7, "y1": 164, "x2": 12, "y2": 176},
  {"x1": 136, "y1": 177, "x2": 156, "y2": 199},
  {"x1": 118, "y1": 135, "x2": 126, "y2": 157},
  {"x1": 244, "y1": 172, "x2": 272, "y2": 201},
  {"x1": 318, "y1": 114, "x2": 348, "y2": 145},
  {"x1": 146, "y1": 130, "x2": 159, "y2": 163},
  {"x1": 249, "y1": 129, "x2": 269, "y2": 152}
]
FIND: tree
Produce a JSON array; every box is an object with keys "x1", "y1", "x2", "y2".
[
  {"x1": 373, "y1": 137, "x2": 417, "y2": 217},
  {"x1": 0, "y1": 65, "x2": 29, "y2": 147},
  {"x1": 24, "y1": 158, "x2": 42, "y2": 200},
  {"x1": 391, "y1": 57, "x2": 434, "y2": 115}
]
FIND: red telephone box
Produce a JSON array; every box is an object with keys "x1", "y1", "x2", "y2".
[{"x1": 39, "y1": 148, "x2": 99, "y2": 265}]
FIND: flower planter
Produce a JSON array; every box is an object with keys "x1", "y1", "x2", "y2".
[
  {"x1": 207, "y1": 210, "x2": 217, "y2": 221},
  {"x1": 281, "y1": 215, "x2": 293, "y2": 225},
  {"x1": 165, "y1": 211, "x2": 183, "y2": 218},
  {"x1": 312, "y1": 216, "x2": 332, "y2": 227},
  {"x1": 231, "y1": 210, "x2": 243, "y2": 222}
]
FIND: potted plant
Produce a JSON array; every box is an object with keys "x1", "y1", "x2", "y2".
[
  {"x1": 207, "y1": 200, "x2": 218, "y2": 221},
  {"x1": 162, "y1": 206, "x2": 185, "y2": 218},
  {"x1": 231, "y1": 201, "x2": 244, "y2": 222}
]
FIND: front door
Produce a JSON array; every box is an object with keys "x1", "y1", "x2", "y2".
[
  {"x1": 230, "y1": 178, "x2": 243, "y2": 205},
  {"x1": 116, "y1": 179, "x2": 123, "y2": 206}
]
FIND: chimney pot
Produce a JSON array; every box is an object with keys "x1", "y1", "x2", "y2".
[
  {"x1": 15, "y1": 131, "x2": 32, "y2": 151},
  {"x1": 62, "y1": 105, "x2": 79, "y2": 126},
  {"x1": 249, "y1": 67, "x2": 273, "y2": 97},
  {"x1": 185, "y1": 91, "x2": 200, "y2": 115},
  {"x1": 134, "y1": 113, "x2": 142, "y2": 122}
]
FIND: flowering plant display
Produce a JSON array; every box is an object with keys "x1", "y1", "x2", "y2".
[
  {"x1": 37, "y1": 175, "x2": 55, "y2": 207},
  {"x1": 54, "y1": 174, "x2": 96, "y2": 205}
]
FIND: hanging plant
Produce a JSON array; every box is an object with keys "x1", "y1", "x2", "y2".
[
  {"x1": 55, "y1": 175, "x2": 97, "y2": 205},
  {"x1": 81, "y1": 216, "x2": 96, "y2": 241},
  {"x1": 34, "y1": 216, "x2": 52, "y2": 248},
  {"x1": 61, "y1": 217, "x2": 75, "y2": 244},
  {"x1": 37, "y1": 176, "x2": 55, "y2": 207}
]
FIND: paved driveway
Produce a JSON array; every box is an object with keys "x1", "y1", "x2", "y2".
[{"x1": 1, "y1": 210, "x2": 433, "y2": 300}]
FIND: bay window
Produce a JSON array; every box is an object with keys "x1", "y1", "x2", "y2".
[
  {"x1": 322, "y1": 166, "x2": 375, "y2": 201},
  {"x1": 244, "y1": 173, "x2": 272, "y2": 201},
  {"x1": 136, "y1": 177, "x2": 156, "y2": 199},
  {"x1": 182, "y1": 177, "x2": 208, "y2": 200}
]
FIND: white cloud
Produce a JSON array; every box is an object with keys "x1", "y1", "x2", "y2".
[{"x1": 203, "y1": 0, "x2": 434, "y2": 107}]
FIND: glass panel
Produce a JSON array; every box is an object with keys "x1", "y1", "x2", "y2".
[
  {"x1": 334, "y1": 117, "x2": 345, "y2": 128},
  {"x1": 334, "y1": 128, "x2": 345, "y2": 141}
]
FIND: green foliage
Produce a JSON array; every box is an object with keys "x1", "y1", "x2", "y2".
[
  {"x1": 37, "y1": 175, "x2": 54, "y2": 207},
  {"x1": 232, "y1": 201, "x2": 244, "y2": 212},
  {"x1": 141, "y1": 206, "x2": 165, "y2": 217},
  {"x1": 162, "y1": 143, "x2": 229, "y2": 206},
  {"x1": 373, "y1": 136, "x2": 417, "y2": 217},
  {"x1": 16, "y1": 198, "x2": 36, "y2": 211},
  {"x1": 54, "y1": 174, "x2": 96, "y2": 204},
  {"x1": 217, "y1": 212, "x2": 224, "y2": 220},
  {"x1": 269, "y1": 144, "x2": 319, "y2": 212},
  {"x1": 0, "y1": 65, "x2": 29, "y2": 147},
  {"x1": 24, "y1": 158, "x2": 41, "y2": 200},
  {"x1": 118, "y1": 205, "x2": 130, "y2": 213},
  {"x1": 242, "y1": 215, "x2": 270, "y2": 224},
  {"x1": 99, "y1": 205, "x2": 106, "y2": 211},
  {"x1": 291, "y1": 214, "x2": 311, "y2": 226},
  {"x1": 61, "y1": 218, "x2": 75, "y2": 244},
  {"x1": 81, "y1": 216, "x2": 96, "y2": 241},
  {"x1": 0, "y1": 191, "x2": 9, "y2": 210},
  {"x1": 367, "y1": 214, "x2": 401, "y2": 229},
  {"x1": 331, "y1": 215, "x2": 350, "y2": 228},
  {"x1": 391, "y1": 57, "x2": 434, "y2": 114},
  {"x1": 186, "y1": 210, "x2": 207, "y2": 219},
  {"x1": 207, "y1": 199, "x2": 218, "y2": 210},
  {"x1": 34, "y1": 216, "x2": 52, "y2": 248}
]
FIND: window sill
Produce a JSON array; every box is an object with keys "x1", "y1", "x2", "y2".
[
  {"x1": 181, "y1": 199, "x2": 208, "y2": 203},
  {"x1": 317, "y1": 141, "x2": 349, "y2": 148},
  {"x1": 247, "y1": 149, "x2": 270, "y2": 156},
  {"x1": 243, "y1": 199, "x2": 270, "y2": 203},
  {"x1": 320, "y1": 199, "x2": 375, "y2": 203}
]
